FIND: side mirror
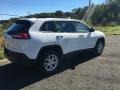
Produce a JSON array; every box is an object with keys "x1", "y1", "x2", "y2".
[{"x1": 90, "y1": 28, "x2": 95, "y2": 32}]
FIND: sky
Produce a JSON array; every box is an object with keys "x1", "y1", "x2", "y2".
[{"x1": 0, "y1": 0, "x2": 106, "y2": 20}]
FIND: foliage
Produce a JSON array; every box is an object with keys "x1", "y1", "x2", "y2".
[
  {"x1": 91, "y1": 0, "x2": 120, "y2": 25},
  {"x1": 0, "y1": 48, "x2": 5, "y2": 60},
  {"x1": 24, "y1": 0, "x2": 120, "y2": 25},
  {"x1": 0, "y1": 0, "x2": 119, "y2": 30}
]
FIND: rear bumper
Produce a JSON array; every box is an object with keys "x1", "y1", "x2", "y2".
[{"x1": 4, "y1": 47, "x2": 37, "y2": 65}]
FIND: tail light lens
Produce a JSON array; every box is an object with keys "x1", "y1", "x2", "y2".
[{"x1": 12, "y1": 33, "x2": 30, "y2": 39}]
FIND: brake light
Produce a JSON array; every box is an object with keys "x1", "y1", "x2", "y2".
[{"x1": 12, "y1": 33, "x2": 30, "y2": 39}]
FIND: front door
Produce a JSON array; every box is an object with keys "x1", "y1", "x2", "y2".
[{"x1": 70, "y1": 21, "x2": 96, "y2": 50}]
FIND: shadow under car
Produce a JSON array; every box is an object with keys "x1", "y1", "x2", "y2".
[{"x1": 0, "y1": 52, "x2": 97, "y2": 90}]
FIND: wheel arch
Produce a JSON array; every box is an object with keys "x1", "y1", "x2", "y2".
[
  {"x1": 37, "y1": 45, "x2": 63, "y2": 59},
  {"x1": 96, "y1": 37, "x2": 105, "y2": 46}
]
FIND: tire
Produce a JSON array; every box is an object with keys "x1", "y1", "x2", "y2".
[
  {"x1": 37, "y1": 50, "x2": 62, "y2": 74},
  {"x1": 94, "y1": 40, "x2": 104, "y2": 56}
]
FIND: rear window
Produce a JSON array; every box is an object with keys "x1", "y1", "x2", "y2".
[{"x1": 7, "y1": 20, "x2": 32, "y2": 34}]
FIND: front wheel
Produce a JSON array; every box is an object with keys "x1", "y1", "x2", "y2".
[
  {"x1": 37, "y1": 50, "x2": 62, "y2": 74},
  {"x1": 94, "y1": 40, "x2": 104, "y2": 55}
]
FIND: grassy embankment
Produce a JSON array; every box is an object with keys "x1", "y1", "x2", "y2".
[
  {"x1": 0, "y1": 48, "x2": 4, "y2": 60},
  {"x1": 0, "y1": 27, "x2": 5, "y2": 60},
  {"x1": 95, "y1": 26, "x2": 120, "y2": 36},
  {"x1": 0, "y1": 25, "x2": 120, "y2": 60}
]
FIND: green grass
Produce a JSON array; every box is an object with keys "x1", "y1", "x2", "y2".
[
  {"x1": 95, "y1": 26, "x2": 120, "y2": 36},
  {"x1": 0, "y1": 48, "x2": 5, "y2": 60}
]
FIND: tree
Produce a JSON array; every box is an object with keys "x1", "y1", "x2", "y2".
[{"x1": 55, "y1": 10, "x2": 64, "y2": 17}]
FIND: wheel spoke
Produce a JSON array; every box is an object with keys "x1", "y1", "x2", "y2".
[{"x1": 44, "y1": 54, "x2": 58, "y2": 72}]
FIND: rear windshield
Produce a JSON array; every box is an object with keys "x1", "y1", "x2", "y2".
[{"x1": 7, "y1": 20, "x2": 32, "y2": 33}]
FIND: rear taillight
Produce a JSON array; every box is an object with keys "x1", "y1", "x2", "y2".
[{"x1": 12, "y1": 33, "x2": 30, "y2": 39}]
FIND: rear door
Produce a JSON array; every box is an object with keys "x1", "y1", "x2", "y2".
[{"x1": 39, "y1": 21, "x2": 76, "y2": 54}]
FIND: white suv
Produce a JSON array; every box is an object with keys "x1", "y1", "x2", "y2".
[{"x1": 4, "y1": 18, "x2": 105, "y2": 73}]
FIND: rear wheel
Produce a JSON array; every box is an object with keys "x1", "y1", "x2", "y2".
[{"x1": 37, "y1": 50, "x2": 62, "y2": 74}]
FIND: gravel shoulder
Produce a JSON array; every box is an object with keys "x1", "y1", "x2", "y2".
[{"x1": 0, "y1": 35, "x2": 120, "y2": 90}]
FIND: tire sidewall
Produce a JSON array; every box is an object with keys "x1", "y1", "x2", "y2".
[{"x1": 95, "y1": 40, "x2": 104, "y2": 55}]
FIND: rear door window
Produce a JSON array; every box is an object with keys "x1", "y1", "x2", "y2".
[{"x1": 40, "y1": 21, "x2": 56, "y2": 32}]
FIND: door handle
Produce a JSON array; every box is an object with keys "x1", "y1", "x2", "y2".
[{"x1": 56, "y1": 36, "x2": 63, "y2": 39}]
